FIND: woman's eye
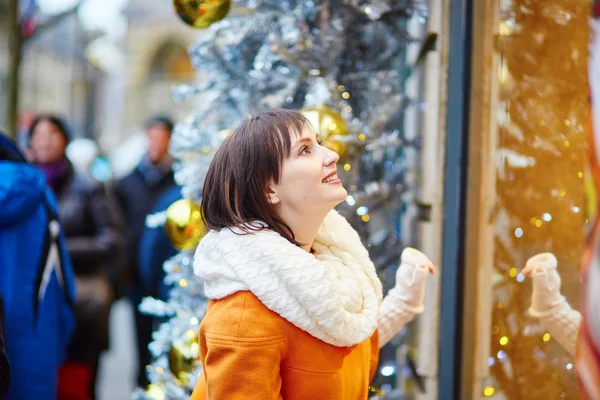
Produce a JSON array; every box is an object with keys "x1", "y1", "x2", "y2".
[{"x1": 300, "y1": 146, "x2": 311, "y2": 155}]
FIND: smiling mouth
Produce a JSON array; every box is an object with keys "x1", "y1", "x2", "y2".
[{"x1": 322, "y1": 173, "x2": 339, "y2": 183}]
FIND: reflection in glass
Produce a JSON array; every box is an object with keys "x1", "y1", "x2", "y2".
[{"x1": 489, "y1": 0, "x2": 589, "y2": 398}]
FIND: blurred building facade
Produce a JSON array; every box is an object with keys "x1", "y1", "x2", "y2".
[
  {"x1": 121, "y1": 0, "x2": 198, "y2": 139},
  {"x1": 96, "y1": 0, "x2": 201, "y2": 176},
  {"x1": 0, "y1": 5, "x2": 105, "y2": 145},
  {"x1": 0, "y1": 0, "x2": 201, "y2": 158}
]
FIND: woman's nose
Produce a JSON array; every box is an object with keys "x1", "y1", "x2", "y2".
[{"x1": 322, "y1": 146, "x2": 339, "y2": 166}]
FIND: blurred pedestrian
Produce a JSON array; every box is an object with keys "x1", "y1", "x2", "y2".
[
  {"x1": 138, "y1": 185, "x2": 182, "y2": 303},
  {"x1": 28, "y1": 116, "x2": 124, "y2": 400},
  {"x1": 113, "y1": 115, "x2": 176, "y2": 388},
  {"x1": 0, "y1": 295, "x2": 10, "y2": 399},
  {"x1": 0, "y1": 133, "x2": 76, "y2": 400}
]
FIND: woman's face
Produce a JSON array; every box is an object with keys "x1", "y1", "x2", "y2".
[
  {"x1": 29, "y1": 120, "x2": 67, "y2": 164},
  {"x1": 268, "y1": 125, "x2": 347, "y2": 213}
]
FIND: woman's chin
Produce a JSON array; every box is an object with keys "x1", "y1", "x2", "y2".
[{"x1": 331, "y1": 186, "x2": 348, "y2": 205}]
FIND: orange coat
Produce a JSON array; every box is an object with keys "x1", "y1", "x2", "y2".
[{"x1": 190, "y1": 291, "x2": 379, "y2": 400}]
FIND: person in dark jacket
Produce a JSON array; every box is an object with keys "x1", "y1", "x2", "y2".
[
  {"x1": 138, "y1": 185, "x2": 182, "y2": 302},
  {"x1": 113, "y1": 115, "x2": 176, "y2": 387},
  {"x1": 28, "y1": 116, "x2": 125, "y2": 400},
  {"x1": 0, "y1": 134, "x2": 76, "y2": 400},
  {"x1": 0, "y1": 295, "x2": 10, "y2": 399},
  {"x1": 134, "y1": 185, "x2": 182, "y2": 356}
]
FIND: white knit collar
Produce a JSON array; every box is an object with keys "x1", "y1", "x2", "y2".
[{"x1": 193, "y1": 210, "x2": 383, "y2": 347}]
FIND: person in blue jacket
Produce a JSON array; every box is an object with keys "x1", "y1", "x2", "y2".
[
  {"x1": 135, "y1": 184, "x2": 182, "y2": 368},
  {"x1": 0, "y1": 295, "x2": 9, "y2": 398},
  {"x1": 0, "y1": 134, "x2": 76, "y2": 400},
  {"x1": 138, "y1": 184, "x2": 182, "y2": 302}
]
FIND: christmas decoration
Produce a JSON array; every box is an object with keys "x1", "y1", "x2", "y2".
[
  {"x1": 301, "y1": 106, "x2": 349, "y2": 159},
  {"x1": 135, "y1": 0, "x2": 432, "y2": 399},
  {"x1": 173, "y1": 0, "x2": 231, "y2": 29},
  {"x1": 164, "y1": 199, "x2": 207, "y2": 250},
  {"x1": 368, "y1": 385, "x2": 386, "y2": 398},
  {"x1": 146, "y1": 383, "x2": 166, "y2": 400},
  {"x1": 488, "y1": 0, "x2": 589, "y2": 398},
  {"x1": 168, "y1": 332, "x2": 201, "y2": 385}
]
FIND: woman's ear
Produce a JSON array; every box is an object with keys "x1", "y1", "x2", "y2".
[{"x1": 266, "y1": 180, "x2": 281, "y2": 205}]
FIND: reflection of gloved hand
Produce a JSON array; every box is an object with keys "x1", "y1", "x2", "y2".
[
  {"x1": 521, "y1": 253, "x2": 565, "y2": 317},
  {"x1": 378, "y1": 248, "x2": 436, "y2": 348},
  {"x1": 522, "y1": 253, "x2": 581, "y2": 356}
]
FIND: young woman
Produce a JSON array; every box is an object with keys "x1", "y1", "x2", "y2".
[{"x1": 191, "y1": 109, "x2": 436, "y2": 400}]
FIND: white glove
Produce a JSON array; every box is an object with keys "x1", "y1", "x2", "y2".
[
  {"x1": 378, "y1": 247, "x2": 436, "y2": 348},
  {"x1": 522, "y1": 253, "x2": 581, "y2": 356},
  {"x1": 521, "y1": 253, "x2": 565, "y2": 317}
]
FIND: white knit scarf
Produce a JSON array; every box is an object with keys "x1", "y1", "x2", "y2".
[{"x1": 193, "y1": 210, "x2": 383, "y2": 347}]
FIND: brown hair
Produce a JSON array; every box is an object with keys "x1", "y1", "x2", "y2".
[
  {"x1": 201, "y1": 109, "x2": 310, "y2": 245},
  {"x1": 28, "y1": 114, "x2": 71, "y2": 144}
]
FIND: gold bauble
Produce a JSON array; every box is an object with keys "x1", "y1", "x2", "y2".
[
  {"x1": 301, "y1": 106, "x2": 349, "y2": 158},
  {"x1": 368, "y1": 385, "x2": 385, "y2": 398},
  {"x1": 165, "y1": 199, "x2": 208, "y2": 250},
  {"x1": 168, "y1": 337, "x2": 200, "y2": 385},
  {"x1": 173, "y1": 0, "x2": 231, "y2": 29},
  {"x1": 146, "y1": 383, "x2": 166, "y2": 400}
]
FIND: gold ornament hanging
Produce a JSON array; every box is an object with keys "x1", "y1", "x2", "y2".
[
  {"x1": 301, "y1": 106, "x2": 349, "y2": 159},
  {"x1": 165, "y1": 199, "x2": 208, "y2": 250},
  {"x1": 146, "y1": 382, "x2": 166, "y2": 400},
  {"x1": 368, "y1": 385, "x2": 386, "y2": 398},
  {"x1": 168, "y1": 333, "x2": 201, "y2": 385},
  {"x1": 173, "y1": 0, "x2": 231, "y2": 29}
]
